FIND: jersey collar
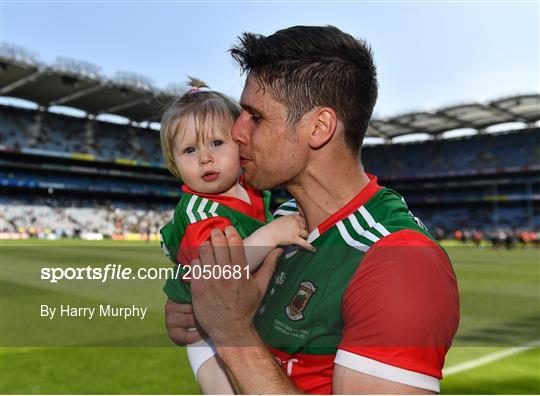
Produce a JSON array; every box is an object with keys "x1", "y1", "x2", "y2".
[
  {"x1": 180, "y1": 176, "x2": 267, "y2": 222},
  {"x1": 315, "y1": 173, "x2": 382, "y2": 236},
  {"x1": 284, "y1": 174, "x2": 382, "y2": 259}
]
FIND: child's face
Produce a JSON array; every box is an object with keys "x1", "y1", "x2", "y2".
[{"x1": 173, "y1": 118, "x2": 241, "y2": 195}]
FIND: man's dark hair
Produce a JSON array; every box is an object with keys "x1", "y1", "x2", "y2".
[{"x1": 230, "y1": 25, "x2": 378, "y2": 155}]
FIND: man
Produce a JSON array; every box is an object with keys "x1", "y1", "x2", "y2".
[{"x1": 165, "y1": 25, "x2": 460, "y2": 394}]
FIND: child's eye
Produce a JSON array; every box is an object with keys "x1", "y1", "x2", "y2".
[
  {"x1": 210, "y1": 140, "x2": 224, "y2": 148},
  {"x1": 184, "y1": 146, "x2": 195, "y2": 154}
]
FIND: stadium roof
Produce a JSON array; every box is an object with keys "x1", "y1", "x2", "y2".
[
  {"x1": 1, "y1": 43, "x2": 539, "y2": 137},
  {"x1": 368, "y1": 94, "x2": 540, "y2": 138}
]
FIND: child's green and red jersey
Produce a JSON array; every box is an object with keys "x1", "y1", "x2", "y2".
[
  {"x1": 161, "y1": 177, "x2": 273, "y2": 303},
  {"x1": 255, "y1": 175, "x2": 460, "y2": 394}
]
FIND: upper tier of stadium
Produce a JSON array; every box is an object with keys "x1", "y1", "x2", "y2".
[{"x1": 1, "y1": 42, "x2": 539, "y2": 138}]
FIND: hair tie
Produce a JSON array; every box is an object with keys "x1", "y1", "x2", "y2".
[{"x1": 186, "y1": 76, "x2": 209, "y2": 93}]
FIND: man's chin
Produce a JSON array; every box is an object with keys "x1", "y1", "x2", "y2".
[
  {"x1": 243, "y1": 171, "x2": 256, "y2": 186},
  {"x1": 244, "y1": 172, "x2": 265, "y2": 190}
]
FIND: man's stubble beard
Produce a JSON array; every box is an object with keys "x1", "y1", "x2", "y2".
[
  {"x1": 248, "y1": 126, "x2": 302, "y2": 191},
  {"x1": 245, "y1": 163, "x2": 290, "y2": 191}
]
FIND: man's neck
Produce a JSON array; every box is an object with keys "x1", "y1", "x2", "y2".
[{"x1": 287, "y1": 159, "x2": 370, "y2": 233}]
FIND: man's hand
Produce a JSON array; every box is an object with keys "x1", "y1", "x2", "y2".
[
  {"x1": 164, "y1": 299, "x2": 205, "y2": 346},
  {"x1": 190, "y1": 226, "x2": 282, "y2": 346},
  {"x1": 190, "y1": 227, "x2": 298, "y2": 394}
]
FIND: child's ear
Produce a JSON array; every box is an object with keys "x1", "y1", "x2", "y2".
[{"x1": 308, "y1": 107, "x2": 337, "y2": 149}]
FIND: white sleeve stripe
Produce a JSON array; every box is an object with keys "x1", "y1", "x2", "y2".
[
  {"x1": 273, "y1": 209, "x2": 296, "y2": 217},
  {"x1": 359, "y1": 206, "x2": 376, "y2": 227},
  {"x1": 334, "y1": 349, "x2": 440, "y2": 393},
  {"x1": 336, "y1": 221, "x2": 369, "y2": 252},
  {"x1": 348, "y1": 215, "x2": 379, "y2": 243},
  {"x1": 364, "y1": 230, "x2": 381, "y2": 243},
  {"x1": 358, "y1": 207, "x2": 391, "y2": 238},
  {"x1": 374, "y1": 222, "x2": 391, "y2": 236},
  {"x1": 280, "y1": 203, "x2": 297, "y2": 210},
  {"x1": 280, "y1": 200, "x2": 297, "y2": 208},
  {"x1": 197, "y1": 198, "x2": 208, "y2": 220},
  {"x1": 208, "y1": 201, "x2": 219, "y2": 217},
  {"x1": 307, "y1": 228, "x2": 320, "y2": 243},
  {"x1": 348, "y1": 214, "x2": 365, "y2": 233},
  {"x1": 186, "y1": 195, "x2": 198, "y2": 224}
]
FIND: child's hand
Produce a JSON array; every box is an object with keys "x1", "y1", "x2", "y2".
[{"x1": 268, "y1": 214, "x2": 316, "y2": 252}]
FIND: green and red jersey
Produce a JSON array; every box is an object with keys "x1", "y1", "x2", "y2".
[
  {"x1": 161, "y1": 177, "x2": 273, "y2": 303},
  {"x1": 255, "y1": 175, "x2": 460, "y2": 394}
]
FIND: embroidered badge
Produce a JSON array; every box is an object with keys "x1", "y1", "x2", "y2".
[{"x1": 285, "y1": 281, "x2": 316, "y2": 321}]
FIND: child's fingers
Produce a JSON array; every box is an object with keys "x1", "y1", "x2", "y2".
[
  {"x1": 299, "y1": 228, "x2": 308, "y2": 238},
  {"x1": 295, "y1": 237, "x2": 317, "y2": 252}
]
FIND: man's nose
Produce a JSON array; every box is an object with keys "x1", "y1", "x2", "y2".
[{"x1": 232, "y1": 112, "x2": 249, "y2": 145}]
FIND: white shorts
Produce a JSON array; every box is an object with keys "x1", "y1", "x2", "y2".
[{"x1": 187, "y1": 337, "x2": 217, "y2": 379}]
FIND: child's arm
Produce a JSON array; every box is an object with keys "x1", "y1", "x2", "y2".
[
  {"x1": 242, "y1": 214, "x2": 315, "y2": 272},
  {"x1": 196, "y1": 356, "x2": 236, "y2": 394}
]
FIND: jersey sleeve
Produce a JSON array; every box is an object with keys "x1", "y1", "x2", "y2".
[
  {"x1": 164, "y1": 216, "x2": 233, "y2": 303},
  {"x1": 177, "y1": 216, "x2": 233, "y2": 266},
  {"x1": 335, "y1": 229, "x2": 459, "y2": 392}
]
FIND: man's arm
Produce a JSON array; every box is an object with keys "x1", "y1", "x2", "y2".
[
  {"x1": 217, "y1": 329, "x2": 299, "y2": 394},
  {"x1": 333, "y1": 229, "x2": 459, "y2": 393},
  {"x1": 190, "y1": 227, "x2": 300, "y2": 393}
]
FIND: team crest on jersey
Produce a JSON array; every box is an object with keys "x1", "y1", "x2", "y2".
[{"x1": 285, "y1": 281, "x2": 316, "y2": 321}]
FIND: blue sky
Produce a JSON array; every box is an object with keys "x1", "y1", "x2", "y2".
[{"x1": 1, "y1": 0, "x2": 538, "y2": 119}]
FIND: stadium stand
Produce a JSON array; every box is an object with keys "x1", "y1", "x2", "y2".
[
  {"x1": 1, "y1": 194, "x2": 170, "y2": 239},
  {"x1": 1, "y1": 43, "x2": 539, "y2": 242},
  {"x1": 364, "y1": 128, "x2": 540, "y2": 179}
]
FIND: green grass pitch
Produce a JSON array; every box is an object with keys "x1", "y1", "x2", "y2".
[{"x1": 1, "y1": 240, "x2": 538, "y2": 394}]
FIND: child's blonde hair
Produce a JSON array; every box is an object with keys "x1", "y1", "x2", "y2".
[{"x1": 160, "y1": 90, "x2": 241, "y2": 178}]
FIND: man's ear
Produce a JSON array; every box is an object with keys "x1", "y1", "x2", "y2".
[{"x1": 308, "y1": 107, "x2": 338, "y2": 149}]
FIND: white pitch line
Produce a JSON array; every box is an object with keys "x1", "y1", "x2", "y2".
[{"x1": 443, "y1": 339, "x2": 540, "y2": 376}]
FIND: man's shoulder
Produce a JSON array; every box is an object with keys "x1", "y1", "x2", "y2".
[
  {"x1": 363, "y1": 186, "x2": 434, "y2": 240},
  {"x1": 273, "y1": 199, "x2": 298, "y2": 218},
  {"x1": 322, "y1": 186, "x2": 437, "y2": 256}
]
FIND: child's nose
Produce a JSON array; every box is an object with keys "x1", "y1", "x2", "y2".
[{"x1": 200, "y1": 150, "x2": 213, "y2": 164}]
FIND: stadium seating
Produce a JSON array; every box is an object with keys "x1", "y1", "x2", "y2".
[
  {"x1": 2, "y1": 105, "x2": 539, "y2": 175},
  {"x1": 363, "y1": 129, "x2": 540, "y2": 179},
  {"x1": 0, "y1": 105, "x2": 161, "y2": 162},
  {"x1": 413, "y1": 205, "x2": 533, "y2": 234},
  {"x1": 0, "y1": 194, "x2": 172, "y2": 237},
  {"x1": 1, "y1": 103, "x2": 538, "y2": 239}
]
